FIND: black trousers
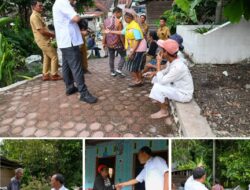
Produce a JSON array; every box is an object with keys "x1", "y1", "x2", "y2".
[{"x1": 60, "y1": 46, "x2": 87, "y2": 94}]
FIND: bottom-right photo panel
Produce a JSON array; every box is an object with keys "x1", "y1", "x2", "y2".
[{"x1": 172, "y1": 139, "x2": 250, "y2": 190}]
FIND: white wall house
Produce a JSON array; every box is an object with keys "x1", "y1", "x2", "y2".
[{"x1": 177, "y1": 19, "x2": 250, "y2": 64}]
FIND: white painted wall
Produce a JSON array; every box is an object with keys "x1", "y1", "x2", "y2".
[{"x1": 177, "y1": 19, "x2": 250, "y2": 64}]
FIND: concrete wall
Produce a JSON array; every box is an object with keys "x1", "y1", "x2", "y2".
[
  {"x1": 85, "y1": 140, "x2": 168, "y2": 190},
  {"x1": 0, "y1": 167, "x2": 14, "y2": 187},
  {"x1": 177, "y1": 19, "x2": 250, "y2": 64}
]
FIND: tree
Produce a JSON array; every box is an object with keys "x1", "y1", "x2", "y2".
[{"x1": 0, "y1": 0, "x2": 94, "y2": 26}]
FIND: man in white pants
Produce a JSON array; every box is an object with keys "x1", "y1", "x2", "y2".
[{"x1": 148, "y1": 39, "x2": 194, "y2": 119}]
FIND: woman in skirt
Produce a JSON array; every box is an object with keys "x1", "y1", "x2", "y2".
[{"x1": 104, "y1": 9, "x2": 147, "y2": 87}]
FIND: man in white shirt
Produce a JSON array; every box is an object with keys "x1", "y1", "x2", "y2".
[
  {"x1": 147, "y1": 39, "x2": 194, "y2": 119},
  {"x1": 51, "y1": 173, "x2": 68, "y2": 190},
  {"x1": 52, "y1": 0, "x2": 97, "y2": 104},
  {"x1": 116, "y1": 146, "x2": 169, "y2": 190},
  {"x1": 184, "y1": 167, "x2": 208, "y2": 190}
]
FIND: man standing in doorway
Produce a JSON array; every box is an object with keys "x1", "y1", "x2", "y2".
[
  {"x1": 51, "y1": 173, "x2": 68, "y2": 190},
  {"x1": 116, "y1": 146, "x2": 169, "y2": 190},
  {"x1": 7, "y1": 168, "x2": 23, "y2": 190},
  {"x1": 157, "y1": 17, "x2": 170, "y2": 40},
  {"x1": 30, "y1": 0, "x2": 62, "y2": 81},
  {"x1": 103, "y1": 7, "x2": 126, "y2": 77},
  {"x1": 52, "y1": 0, "x2": 97, "y2": 104}
]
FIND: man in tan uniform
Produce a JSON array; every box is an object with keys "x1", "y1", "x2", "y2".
[
  {"x1": 30, "y1": 0, "x2": 62, "y2": 81},
  {"x1": 157, "y1": 17, "x2": 170, "y2": 40},
  {"x1": 140, "y1": 15, "x2": 149, "y2": 39}
]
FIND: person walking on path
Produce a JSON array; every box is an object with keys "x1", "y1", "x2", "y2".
[
  {"x1": 7, "y1": 168, "x2": 23, "y2": 190},
  {"x1": 53, "y1": 0, "x2": 97, "y2": 104},
  {"x1": 105, "y1": 9, "x2": 147, "y2": 87},
  {"x1": 30, "y1": 0, "x2": 62, "y2": 81},
  {"x1": 103, "y1": 7, "x2": 126, "y2": 77}
]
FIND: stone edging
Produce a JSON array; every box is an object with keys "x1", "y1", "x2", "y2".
[{"x1": 0, "y1": 74, "x2": 42, "y2": 92}]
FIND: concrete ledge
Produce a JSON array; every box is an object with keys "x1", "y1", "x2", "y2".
[{"x1": 173, "y1": 100, "x2": 215, "y2": 137}]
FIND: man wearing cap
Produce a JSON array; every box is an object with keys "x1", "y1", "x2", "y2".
[
  {"x1": 93, "y1": 165, "x2": 120, "y2": 190},
  {"x1": 51, "y1": 173, "x2": 68, "y2": 190},
  {"x1": 7, "y1": 168, "x2": 23, "y2": 190},
  {"x1": 184, "y1": 167, "x2": 208, "y2": 190},
  {"x1": 52, "y1": 0, "x2": 97, "y2": 104},
  {"x1": 116, "y1": 146, "x2": 169, "y2": 190},
  {"x1": 148, "y1": 39, "x2": 194, "y2": 119}
]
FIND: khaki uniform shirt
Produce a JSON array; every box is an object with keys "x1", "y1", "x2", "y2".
[
  {"x1": 157, "y1": 26, "x2": 170, "y2": 40},
  {"x1": 141, "y1": 22, "x2": 149, "y2": 37},
  {"x1": 30, "y1": 10, "x2": 50, "y2": 46}
]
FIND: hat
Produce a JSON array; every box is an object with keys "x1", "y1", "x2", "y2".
[
  {"x1": 124, "y1": 8, "x2": 136, "y2": 18},
  {"x1": 97, "y1": 165, "x2": 108, "y2": 173},
  {"x1": 157, "y1": 39, "x2": 179, "y2": 56},
  {"x1": 170, "y1": 34, "x2": 184, "y2": 51}
]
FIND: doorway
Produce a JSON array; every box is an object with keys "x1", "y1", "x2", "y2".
[
  {"x1": 96, "y1": 156, "x2": 116, "y2": 184},
  {"x1": 133, "y1": 150, "x2": 168, "y2": 190}
]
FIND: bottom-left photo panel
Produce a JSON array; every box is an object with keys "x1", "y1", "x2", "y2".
[{"x1": 0, "y1": 139, "x2": 83, "y2": 190}]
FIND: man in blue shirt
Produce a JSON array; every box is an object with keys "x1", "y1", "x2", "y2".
[{"x1": 7, "y1": 168, "x2": 23, "y2": 190}]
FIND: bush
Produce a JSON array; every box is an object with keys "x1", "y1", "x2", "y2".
[{"x1": 21, "y1": 177, "x2": 50, "y2": 190}]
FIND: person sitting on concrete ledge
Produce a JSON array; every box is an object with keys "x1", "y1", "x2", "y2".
[{"x1": 147, "y1": 39, "x2": 194, "y2": 119}]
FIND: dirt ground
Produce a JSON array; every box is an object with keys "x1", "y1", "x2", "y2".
[{"x1": 190, "y1": 63, "x2": 250, "y2": 137}]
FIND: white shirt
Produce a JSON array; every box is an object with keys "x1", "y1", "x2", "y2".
[
  {"x1": 136, "y1": 156, "x2": 168, "y2": 190},
  {"x1": 53, "y1": 0, "x2": 83, "y2": 48},
  {"x1": 152, "y1": 58, "x2": 194, "y2": 98},
  {"x1": 184, "y1": 176, "x2": 208, "y2": 190},
  {"x1": 51, "y1": 185, "x2": 68, "y2": 190}
]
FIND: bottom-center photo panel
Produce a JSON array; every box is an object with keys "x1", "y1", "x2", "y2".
[{"x1": 85, "y1": 139, "x2": 169, "y2": 190}]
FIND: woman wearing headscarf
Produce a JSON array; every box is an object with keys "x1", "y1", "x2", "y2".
[
  {"x1": 93, "y1": 165, "x2": 120, "y2": 190},
  {"x1": 105, "y1": 9, "x2": 147, "y2": 87}
]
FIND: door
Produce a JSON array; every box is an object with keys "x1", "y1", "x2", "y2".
[{"x1": 96, "y1": 156, "x2": 116, "y2": 184}]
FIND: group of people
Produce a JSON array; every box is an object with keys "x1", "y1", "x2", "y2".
[
  {"x1": 29, "y1": 0, "x2": 194, "y2": 118},
  {"x1": 103, "y1": 7, "x2": 194, "y2": 118},
  {"x1": 7, "y1": 168, "x2": 69, "y2": 190},
  {"x1": 93, "y1": 146, "x2": 169, "y2": 190}
]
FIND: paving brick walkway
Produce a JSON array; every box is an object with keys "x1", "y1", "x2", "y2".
[{"x1": 0, "y1": 58, "x2": 176, "y2": 137}]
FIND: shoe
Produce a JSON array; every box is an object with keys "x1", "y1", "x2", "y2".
[
  {"x1": 66, "y1": 87, "x2": 78, "y2": 96},
  {"x1": 42, "y1": 74, "x2": 50, "y2": 81},
  {"x1": 111, "y1": 72, "x2": 117, "y2": 77},
  {"x1": 116, "y1": 69, "x2": 126, "y2": 77},
  {"x1": 80, "y1": 91, "x2": 98, "y2": 104},
  {"x1": 51, "y1": 74, "x2": 63, "y2": 81}
]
